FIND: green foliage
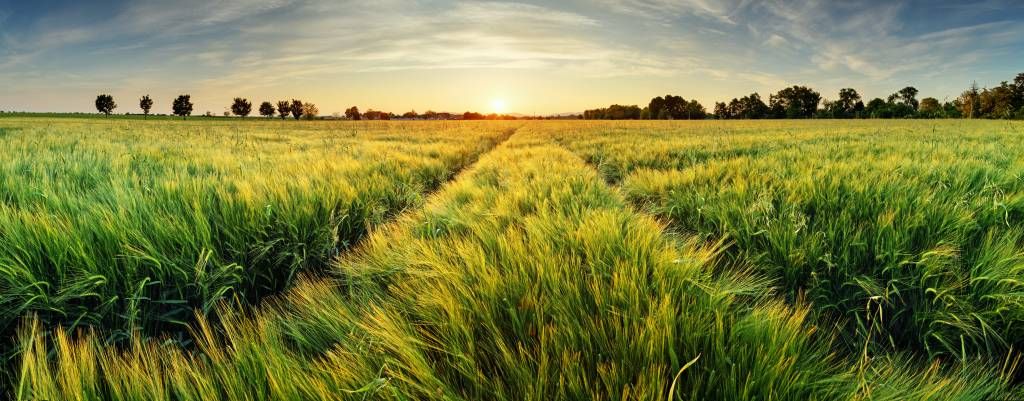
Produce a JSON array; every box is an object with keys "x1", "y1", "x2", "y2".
[
  {"x1": 559, "y1": 119, "x2": 1024, "y2": 363},
  {"x1": 7, "y1": 120, "x2": 1024, "y2": 400},
  {"x1": 14, "y1": 123, "x2": 1018, "y2": 400},
  {"x1": 0, "y1": 117, "x2": 515, "y2": 351}
]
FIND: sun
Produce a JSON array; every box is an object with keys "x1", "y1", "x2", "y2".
[{"x1": 490, "y1": 98, "x2": 507, "y2": 114}]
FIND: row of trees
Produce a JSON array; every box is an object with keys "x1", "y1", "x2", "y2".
[
  {"x1": 263, "y1": 99, "x2": 318, "y2": 120},
  {"x1": 93, "y1": 95, "x2": 524, "y2": 121},
  {"x1": 94, "y1": 95, "x2": 320, "y2": 120},
  {"x1": 584, "y1": 72, "x2": 1024, "y2": 120},
  {"x1": 583, "y1": 95, "x2": 709, "y2": 120}
]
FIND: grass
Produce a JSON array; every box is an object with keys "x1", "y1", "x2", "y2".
[
  {"x1": 554, "y1": 120, "x2": 1024, "y2": 360},
  {"x1": 5, "y1": 118, "x2": 1024, "y2": 400},
  {"x1": 0, "y1": 117, "x2": 515, "y2": 346}
]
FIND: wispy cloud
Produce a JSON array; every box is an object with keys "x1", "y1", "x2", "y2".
[
  {"x1": 595, "y1": 0, "x2": 751, "y2": 24},
  {"x1": 0, "y1": 0, "x2": 1022, "y2": 113}
]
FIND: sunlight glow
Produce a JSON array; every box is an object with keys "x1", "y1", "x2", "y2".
[{"x1": 490, "y1": 99, "x2": 507, "y2": 114}]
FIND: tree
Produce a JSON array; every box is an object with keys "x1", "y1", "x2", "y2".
[
  {"x1": 684, "y1": 100, "x2": 706, "y2": 119},
  {"x1": 583, "y1": 104, "x2": 641, "y2": 120},
  {"x1": 648, "y1": 94, "x2": 702, "y2": 119},
  {"x1": 1013, "y1": 73, "x2": 1024, "y2": 111},
  {"x1": 290, "y1": 99, "x2": 304, "y2": 120},
  {"x1": 957, "y1": 82, "x2": 981, "y2": 118},
  {"x1": 231, "y1": 98, "x2": 252, "y2": 118},
  {"x1": 888, "y1": 86, "x2": 919, "y2": 111},
  {"x1": 139, "y1": 95, "x2": 153, "y2": 118},
  {"x1": 172, "y1": 95, "x2": 193, "y2": 119},
  {"x1": 835, "y1": 88, "x2": 862, "y2": 118},
  {"x1": 865, "y1": 98, "x2": 888, "y2": 118},
  {"x1": 713, "y1": 102, "x2": 730, "y2": 119},
  {"x1": 918, "y1": 97, "x2": 941, "y2": 117},
  {"x1": 345, "y1": 106, "x2": 361, "y2": 120},
  {"x1": 402, "y1": 110, "x2": 418, "y2": 119},
  {"x1": 769, "y1": 86, "x2": 821, "y2": 118},
  {"x1": 943, "y1": 101, "x2": 962, "y2": 118},
  {"x1": 978, "y1": 82, "x2": 1017, "y2": 119},
  {"x1": 302, "y1": 103, "x2": 319, "y2": 120},
  {"x1": 259, "y1": 101, "x2": 275, "y2": 118},
  {"x1": 276, "y1": 101, "x2": 291, "y2": 120},
  {"x1": 640, "y1": 107, "x2": 651, "y2": 120},
  {"x1": 722, "y1": 93, "x2": 769, "y2": 119},
  {"x1": 95, "y1": 94, "x2": 116, "y2": 115},
  {"x1": 363, "y1": 109, "x2": 390, "y2": 120}
]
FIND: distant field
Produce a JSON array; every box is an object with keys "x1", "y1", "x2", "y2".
[{"x1": 6, "y1": 117, "x2": 1024, "y2": 400}]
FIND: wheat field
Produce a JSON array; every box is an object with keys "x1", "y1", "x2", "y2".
[{"x1": 3, "y1": 117, "x2": 1024, "y2": 400}]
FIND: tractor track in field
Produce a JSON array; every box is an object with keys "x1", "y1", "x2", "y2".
[
  {"x1": 0, "y1": 126, "x2": 522, "y2": 390},
  {"x1": 206, "y1": 126, "x2": 522, "y2": 324},
  {"x1": 1, "y1": 126, "x2": 523, "y2": 397}
]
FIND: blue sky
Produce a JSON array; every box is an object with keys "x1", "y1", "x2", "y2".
[{"x1": 1, "y1": 0, "x2": 1023, "y2": 114}]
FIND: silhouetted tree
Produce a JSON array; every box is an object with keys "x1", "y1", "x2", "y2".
[
  {"x1": 172, "y1": 95, "x2": 193, "y2": 119},
  {"x1": 835, "y1": 88, "x2": 864, "y2": 118},
  {"x1": 95, "y1": 94, "x2": 116, "y2": 115},
  {"x1": 583, "y1": 104, "x2": 641, "y2": 120},
  {"x1": 302, "y1": 103, "x2": 318, "y2": 120},
  {"x1": 276, "y1": 101, "x2": 290, "y2": 120},
  {"x1": 345, "y1": 106, "x2": 361, "y2": 120},
  {"x1": 640, "y1": 107, "x2": 651, "y2": 120},
  {"x1": 231, "y1": 98, "x2": 252, "y2": 118},
  {"x1": 259, "y1": 101, "x2": 275, "y2": 118},
  {"x1": 769, "y1": 86, "x2": 820, "y2": 118},
  {"x1": 1014, "y1": 73, "x2": 1024, "y2": 113},
  {"x1": 722, "y1": 93, "x2": 769, "y2": 119},
  {"x1": 648, "y1": 95, "x2": 702, "y2": 119},
  {"x1": 363, "y1": 109, "x2": 390, "y2": 120},
  {"x1": 139, "y1": 95, "x2": 153, "y2": 118},
  {"x1": 713, "y1": 102, "x2": 730, "y2": 119},
  {"x1": 290, "y1": 99, "x2": 304, "y2": 120},
  {"x1": 888, "y1": 86, "x2": 920, "y2": 111},
  {"x1": 864, "y1": 98, "x2": 889, "y2": 118},
  {"x1": 402, "y1": 110, "x2": 418, "y2": 119}
]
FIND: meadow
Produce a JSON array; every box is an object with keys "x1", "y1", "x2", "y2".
[{"x1": 3, "y1": 116, "x2": 1024, "y2": 400}]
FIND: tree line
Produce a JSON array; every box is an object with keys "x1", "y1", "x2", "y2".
[
  {"x1": 94, "y1": 95, "x2": 321, "y2": 120},
  {"x1": 92, "y1": 95, "x2": 531, "y2": 121},
  {"x1": 583, "y1": 72, "x2": 1024, "y2": 120}
]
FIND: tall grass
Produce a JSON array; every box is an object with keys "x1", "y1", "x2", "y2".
[
  {"x1": 0, "y1": 117, "x2": 515, "y2": 346},
  {"x1": 556, "y1": 119, "x2": 1024, "y2": 363},
  {"x1": 13, "y1": 123, "x2": 1016, "y2": 400}
]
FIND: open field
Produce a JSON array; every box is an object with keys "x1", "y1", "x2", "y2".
[
  {"x1": 4, "y1": 117, "x2": 1024, "y2": 400},
  {"x1": 0, "y1": 117, "x2": 515, "y2": 344}
]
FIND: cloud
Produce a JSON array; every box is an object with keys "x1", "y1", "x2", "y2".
[
  {"x1": 595, "y1": 0, "x2": 750, "y2": 24},
  {"x1": 764, "y1": 34, "x2": 788, "y2": 48},
  {"x1": 2, "y1": 0, "x2": 1023, "y2": 112},
  {"x1": 175, "y1": 0, "x2": 686, "y2": 85}
]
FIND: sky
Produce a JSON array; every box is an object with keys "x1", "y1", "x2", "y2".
[{"x1": 1, "y1": 0, "x2": 1023, "y2": 115}]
